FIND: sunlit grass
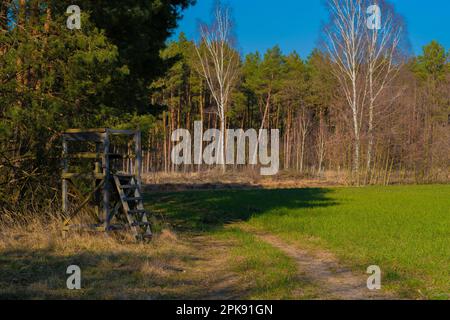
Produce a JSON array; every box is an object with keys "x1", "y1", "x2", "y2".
[
  {"x1": 1, "y1": 185, "x2": 447, "y2": 299},
  {"x1": 148, "y1": 185, "x2": 450, "y2": 299},
  {"x1": 215, "y1": 228, "x2": 318, "y2": 299},
  {"x1": 249, "y1": 186, "x2": 450, "y2": 299}
]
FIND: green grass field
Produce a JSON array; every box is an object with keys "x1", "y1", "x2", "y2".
[{"x1": 147, "y1": 185, "x2": 450, "y2": 299}]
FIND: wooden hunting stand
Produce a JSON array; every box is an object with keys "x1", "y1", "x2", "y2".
[{"x1": 61, "y1": 129, "x2": 152, "y2": 241}]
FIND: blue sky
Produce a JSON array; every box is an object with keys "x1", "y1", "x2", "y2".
[{"x1": 174, "y1": 0, "x2": 450, "y2": 58}]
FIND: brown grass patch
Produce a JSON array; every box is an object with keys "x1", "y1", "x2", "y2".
[{"x1": 0, "y1": 217, "x2": 248, "y2": 300}]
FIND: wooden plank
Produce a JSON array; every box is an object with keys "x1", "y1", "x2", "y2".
[
  {"x1": 67, "y1": 152, "x2": 100, "y2": 159},
  {"x1": 134, "y1": 180, "x2": 152, "y2": 238},
  {"x1": 113, "y1": 175, "x2": 140, "y2": 237},
  {"x1": 103, "y1": 132, "x2": 111, "y2": 228},
  {"x1": 135, "y1": 131, "x2": 143, "y2": 188},
  {"x1": 66, "y1": 152, "x2": 130, "y2": 160},
  {"x1": 62, "y1": 137, "x2": 69, "y2": 216},
  {"x1": 120, "y1": 185, "x2": 138, "y2": 190},
  {"x1": 64, "y1": 128, "x2": 137, "y2": 136},
  {"x1": 131, "y1": 222, "x2": 151, "y2": 227},
  {"x1": 63, "y1": 132, "x2": 106, "y2": 142},
  {"x1": 124, "y1": 197, "x2": 144, "y2": 202},
  {"x1": 107, "y1": 201, "x2": 123, "y2": 229},
  {"x1": 115, "y1": 173, "x2": 134, "y2": 178},
  {"x1": 65, "y1": 128, "x2": 107, "y2": 133},
  {"x1": 128, "y1": 210, "x2": 146, "y2": 214},
  {"x1": 107, "y1": 129, "x2": 138, "y2": 136},
  {"x1": 94, "y1": 143, "x2": 102, "y2": 215},
  {"x1": 62, "y1": 173, "x2": 105, "y2": 180}
]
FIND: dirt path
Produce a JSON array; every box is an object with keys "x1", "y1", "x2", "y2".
[
  {"x1": 174, "y1": 229, "x2": 394, "y2": 300},
  {"x1": 247, "y1": 230, "x2": 393, "y2": 300},
  {"x1": 182, "y1": 235, "x2": 248, "y2": 300}
]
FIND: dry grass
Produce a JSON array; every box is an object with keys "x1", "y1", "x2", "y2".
[
  {"x1": 0, "y1": 214, "x2": 319, "y2": 300},
  {"x1": 143, "y1": 168, "x2": 450, "y2": 191},
  {"x1": 0, "y1": 216, "x2": 208, "y2": 299},
  {"x1": 142, "y1": 169, "x2": 348, "y2": 192},
  {"x1": 0, "y1": 214, "x2": 268, "y2": 300}
]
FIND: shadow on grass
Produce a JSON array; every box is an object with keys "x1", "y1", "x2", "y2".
[
  {"x1": 0, "y1": 187, "x2": 336, "y2": 299},
  {"x1": 143, "y1": 182, "x2": 263, "y2": 193},
  {"x1": 145, "y1": 187, "x2": 337, "y2": 232},
  {"x1": 0, "y1": 246, "x2": 247, "y2": 300}
]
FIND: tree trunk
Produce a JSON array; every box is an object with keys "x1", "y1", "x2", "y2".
[
  {"x1": 219, "y1": 105, "x2": 226, "y2": 173},
  {"x1": 252, "y1": 88, "x2": 272, "y2": 164},
  {"x1": 317, "y1": 110, "x2": 326, "y2": 175}
]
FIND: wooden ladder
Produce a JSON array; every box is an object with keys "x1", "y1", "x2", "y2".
[{"x1": 113, "y1": 174, "x2": 152, "y2": 241}]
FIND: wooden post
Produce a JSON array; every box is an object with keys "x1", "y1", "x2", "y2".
[
  {"x1": 135, "y1": 131, "x2": 143, "y2": 189},
  {"x1": 62, "y1": 137, "x2": 69, "y2": 216},
  {"x1": 127, "y1": 140, "x2": 132, "y2": 174},
  {"x1": 103, "y1": 131, "x2": 111, "y2": 229},
  {"x1": 94, "y1": 143, "x2": 101, "y2": 219}
]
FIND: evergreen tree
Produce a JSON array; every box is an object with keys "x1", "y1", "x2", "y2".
[{"x1": 51, "y1": 0, "x2": 196, "y2": 111}]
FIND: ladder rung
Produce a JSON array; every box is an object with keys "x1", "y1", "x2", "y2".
[
  {"x1": 120, "y1": 185, "x2": 138, "y2": 189},
  {"x1": 124, "y1": 197, "x2": 143, "y2": 202},
  {"x1": 128, "y1": 210, "x2": 146, "y2": 214},
  {"x1": 131, "y1": 222, "x2": 151, "y2": 227},
  {"x1": 66, "y1": 152, "x2": 99, "y2": 159},
  {"x1": 115, "y1": 174, "x2": 134, "y2": 178}
]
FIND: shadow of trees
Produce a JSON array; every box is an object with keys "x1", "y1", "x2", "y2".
[
  {"x1": 145, "y1": 187, "x2": 337, "y2": 232},
  {"x1": 0, "y1": 248, "x2": 150, "y2": 299},
  {"x1": 0, "y1": 245, "x2": 248, "y2": 300},
  {"x1": 0, "y1": 187, "x2": 337, "y2": 300}
]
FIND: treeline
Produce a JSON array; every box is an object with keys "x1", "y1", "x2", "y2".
[
  {"x1": 147, "y1": 33, "x2": 450, "y2": 184},
  {"x1": 0, "y1": 0, "x2": 194, "y2": 214},
  {"x1": 1, "y1": 1, "x2": 449, "y2": 215}
]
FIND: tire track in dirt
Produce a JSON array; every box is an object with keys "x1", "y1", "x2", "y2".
[{"x1": 246, "y1": 230, "x2": 394, "y2": 300}]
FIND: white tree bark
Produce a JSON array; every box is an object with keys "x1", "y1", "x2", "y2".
[
  {"x1": 195, "y1": 3, "x2": 240, "y2": 172},
  {"x1": 316, "y1": 111, "x2": 326, "y2": 175},
  {"x1": 325, "y1": 0, "x2": 367, "y2": 179},
  {"x1": 324, "y1": 0, "x2": 404, "y2": 184},
  {"x1": 365, "y1": 1, "x2": 402, "y2": 176},
  {"x1": 298, "y1": 108, "x2": 311, "y2": 173}
]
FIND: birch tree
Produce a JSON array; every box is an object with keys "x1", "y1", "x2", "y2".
[
  {"x1": 365, "y1": 0, "x2": 404, "y2": 177},
  {"x1": 195, "y1": 2, "x2": 240, "y2": 171},
  {"x1": 324, "y1": 0, "x2": 368, "y2": 179}
]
